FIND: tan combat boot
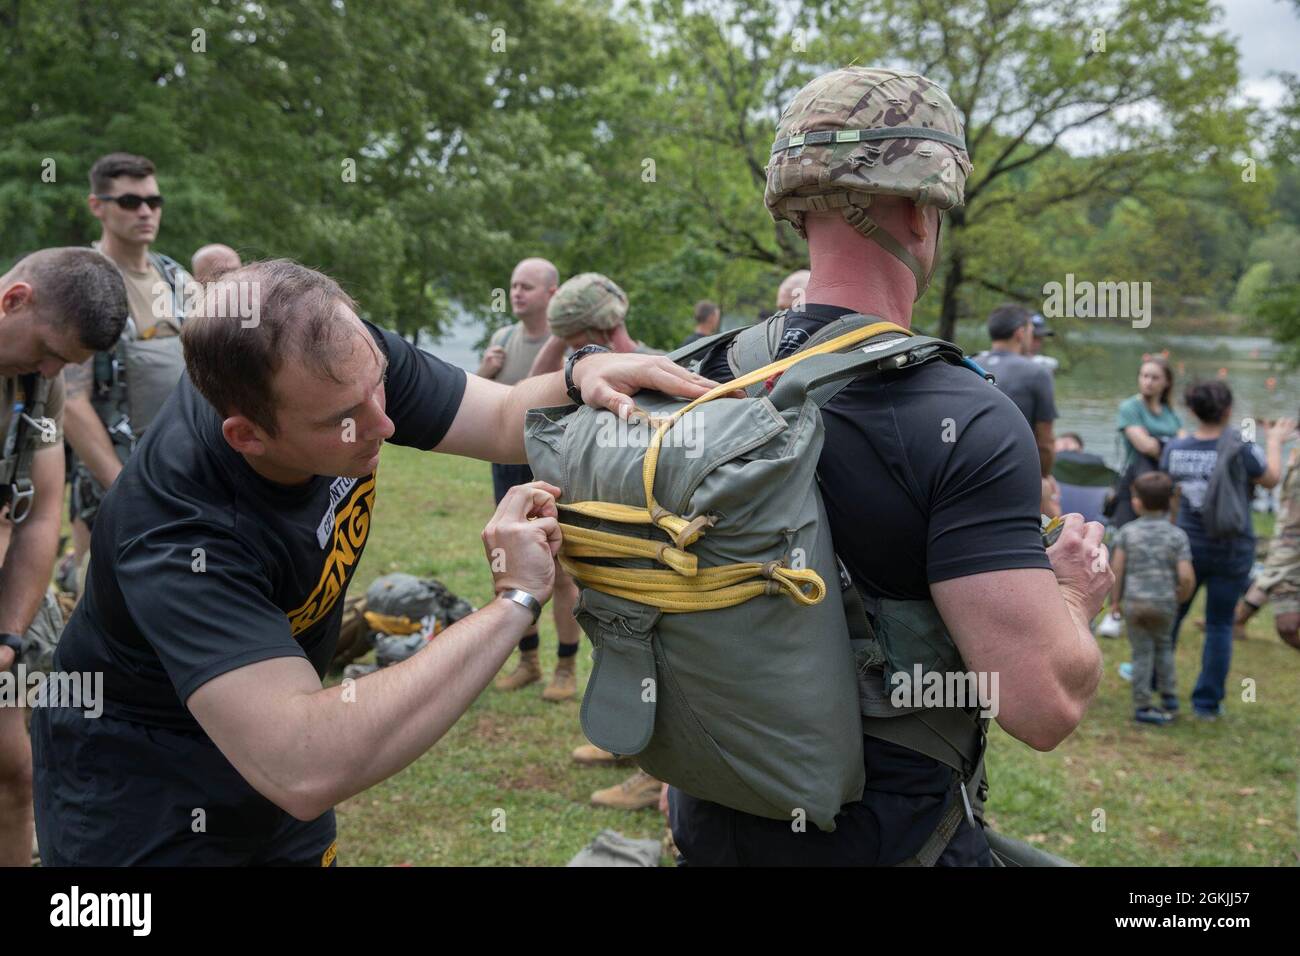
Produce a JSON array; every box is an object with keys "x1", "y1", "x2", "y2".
[
  {"x1": 494, "y1": 648, "x2": 541, "y2": 691},
  {"x1": 591, "y1": 770, "x2": 663, "y2": 811},
  {"x1": 572, "y1": 743, "x2": 634, "y2": 767},
  {"x1": 541, "y1": 654, "x2": 577, "y2": 702}
]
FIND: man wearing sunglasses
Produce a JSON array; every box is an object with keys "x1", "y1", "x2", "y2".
[{"x1": 63, "y1": 153, "x2": 194, "y2": 585}]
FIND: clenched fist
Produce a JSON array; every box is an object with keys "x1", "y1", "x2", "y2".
[
  {"x1": 482, "y1": 480, "x2": 563, "y2": 603},
  {"x1": 1047, "y1": 513, "x2": 1113, "y2": 622}
]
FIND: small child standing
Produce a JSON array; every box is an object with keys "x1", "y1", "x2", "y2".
[{"x1": 1110, "y1": 471, "x2": 1195, "y2": 725}]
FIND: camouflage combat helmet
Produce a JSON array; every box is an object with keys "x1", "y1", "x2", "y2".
[
  {"x1": 765, "y1": 67, "x2": 973, "y2": 299},
  {"x1": 547, "y1": 273, "x2": 629, "y2": 339}
]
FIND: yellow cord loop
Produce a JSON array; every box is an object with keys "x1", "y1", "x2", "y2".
[{"x1": 556, "y1": 321, "x2": 911, "y2": 613}]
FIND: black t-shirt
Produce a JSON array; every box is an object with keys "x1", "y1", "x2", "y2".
[
  {"x1": 34, "y1": 320, "x2": 465, "y2": 864},
  {"x1": 681, "y1": 304, "x2": 1049, "y2": 864}
]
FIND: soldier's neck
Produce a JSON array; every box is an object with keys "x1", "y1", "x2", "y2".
[
  {"x1": 98, "y1": 231, "x2": 151, "y2": 273},
  {"x1": 518, "y1": 311, "x2": 549, "y2": 338}
]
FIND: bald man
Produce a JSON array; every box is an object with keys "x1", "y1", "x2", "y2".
[
  {"x1": 477, "y1": 258, "x2": 582, "y2": 701},
  {"x1": 191, "y1": 244, "x2": 242, "y2": 284},
  {"x1": 776, "y1": 269, "x2": 811, "y2": 311}
]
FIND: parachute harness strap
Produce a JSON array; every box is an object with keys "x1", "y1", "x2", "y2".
[{"x1": 558, "y1": 321, "x2": 913, "y2": 613}]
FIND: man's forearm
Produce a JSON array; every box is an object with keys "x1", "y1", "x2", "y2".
[
  {"x1": 64, "y1": 399, "x2": 122, "y2": 489},
  {"x1": 0, "y1": 513, "x2": 61, "y2": 634},
  {"x1": 281, "y1": 597, "x2": 533, "y2": 819},
  {"x1": 1059, "y1": 597, "x2": 1103, "y2": 704}
]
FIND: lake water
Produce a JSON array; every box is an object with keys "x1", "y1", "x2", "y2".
[{"x1": 423, "y1": 313, "x2": 1299, "y2": 472}]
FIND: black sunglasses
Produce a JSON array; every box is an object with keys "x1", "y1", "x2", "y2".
[{"x1": 95, "y1": 193, "x2": 164, "y2": 210}]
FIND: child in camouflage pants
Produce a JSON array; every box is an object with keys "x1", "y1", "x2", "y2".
[{"x1": 1110, "y1": 472, "x2": 1195, "y2": 725}]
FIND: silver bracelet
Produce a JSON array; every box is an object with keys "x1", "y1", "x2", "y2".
[{"x1": 498, "y1": 589, "x2": 543, "y2": 624}]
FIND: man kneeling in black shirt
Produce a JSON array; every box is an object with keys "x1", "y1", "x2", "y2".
[{"x1": 32, "y1": 258, "x2": 719, "y2": 866}]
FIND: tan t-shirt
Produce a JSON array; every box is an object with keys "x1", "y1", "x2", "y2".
[
  {"x1": 119, "y1": 262, "x2": 180, "y2": 337},
  {"x1": 90, "y1": 243, "x2": 181, "y2": 338},
  {"x1": 0, "y1": 374, "x2": 65, "y2": 450},
  {"x1": 487, "y1": 322, "x2": 551, "y2": 386}
]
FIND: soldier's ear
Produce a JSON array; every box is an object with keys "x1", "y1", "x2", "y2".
[{"x1": 0, "y1": 280, "x2": 35, "y2": 315}]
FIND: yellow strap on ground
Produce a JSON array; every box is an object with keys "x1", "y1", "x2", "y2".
[
  {"x1": 559, "y1": 554, "x2": 825, "y2": 613},
  {"x1": 363, "y1": 611, "x2": 423, "y2": 635}
]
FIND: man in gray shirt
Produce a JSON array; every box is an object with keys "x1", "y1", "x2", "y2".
[{"x1": 975, "y1": 305, "x2": 1057, "y2": 479}]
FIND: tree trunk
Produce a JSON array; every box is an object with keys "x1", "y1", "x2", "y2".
[{"x1": 937, "y1": 245, "x2": 964, "y2": 342}]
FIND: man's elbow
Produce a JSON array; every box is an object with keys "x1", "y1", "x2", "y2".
[
  {"x1": 1000, "y1": 688, "x2": 1091, "y2": 752},
  {"x1": 261, "y1": 771, "x2": 336, "y2": 822}
]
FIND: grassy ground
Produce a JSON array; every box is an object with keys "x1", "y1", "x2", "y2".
[{"x1": 334, "y1": 444, "x2": 1299, "y2": 866}]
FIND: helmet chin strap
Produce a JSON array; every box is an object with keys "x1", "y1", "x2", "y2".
[
  {"x1": 839, "y1": 200, "x2": 943, "y2": 301},
  {"x1": 780, "y1": 192, "x2": 942, "y2": 301}
]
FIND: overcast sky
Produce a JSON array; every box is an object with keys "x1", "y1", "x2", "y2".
[{"x1": 1222, "y1": 0, "x2": 1299, "y2": 108}]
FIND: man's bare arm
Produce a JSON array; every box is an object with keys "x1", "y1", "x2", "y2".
[
  {"x1": 188, "y1": 481, "x2": 563, "y2": 821},
  {"x1": 930, "y1": 517, "x2": 1109, "y2": 751},
  {"x1": 1033, "y1": 420, "x2": 1055, "y2": 478},
  {"x1": 436, "y1": 353, "x2": 720, "y2": 465},
  {"x1": 62, "y1": 360, "x2": 122, "y2": 489},
  {"x1": 188, "y1": 598, "x2": 533, "y2": 820},
  {"x1": 0, "y1": 445, "x2": 64, "y2": 638}
]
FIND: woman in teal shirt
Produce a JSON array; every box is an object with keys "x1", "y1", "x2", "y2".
[{"x1": 1112, "y1": 356, "x2": 1182, "y2": 525}]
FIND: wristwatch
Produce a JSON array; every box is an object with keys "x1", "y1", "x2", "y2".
[
  {"x1": 564, "y1": 345, "x2": 612, "y2": 406},
  {"x1": 0, "y1": 632, "x2": 24, "y2": 670},
  {"x1": 499, "y1": 589, "x2": 543, "y2": 625}
]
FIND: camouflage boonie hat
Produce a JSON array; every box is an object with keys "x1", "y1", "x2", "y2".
[
  {"x1": 765, "y1": 67, "x2": 973, "y2": 299},
  {"x1": 547, "y1": 273, "x2": 628, "y2": 339}
]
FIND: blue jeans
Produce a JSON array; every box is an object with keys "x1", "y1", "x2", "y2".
[{"x1": 1168, "y1": 536, "x2": 1254, "y2": 715}]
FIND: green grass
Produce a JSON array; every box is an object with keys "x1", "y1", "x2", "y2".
[{"x1": 336, "y1": 444, "x2": 1300, "y2": 866}]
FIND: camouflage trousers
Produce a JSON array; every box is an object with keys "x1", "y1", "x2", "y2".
[
  {"x1": 1125, "y1": 601, "x2": 1177, "y2": 710},
  {"x1": 1255, "y1": 538, "x2": 1300, "y2": 617},
  {"x1": 19, "y1": 587, "x2": 65, "y2": 672}
]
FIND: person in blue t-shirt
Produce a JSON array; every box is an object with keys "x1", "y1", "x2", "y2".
[{"x1": 1160, "y1": 380, "x2": 1288, "y2": 718}]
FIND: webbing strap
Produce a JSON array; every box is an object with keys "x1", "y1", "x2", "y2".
[
  {"x1": 730, "y1": 319, "x2": 780, "y2": 397},
  {"x1": 770, "y1": 126, "x2": 967, "y2": 154},
  {"x1": 638, "y1": 320, "x2": 910, "y2": 534},
  {"x1": 664, "y1": 326, "x2": 742, "y2": 367},
  {"x1": 560, "y1": 522, "x2": 699, "y2": 576},
  {"x1": 2, "y1": 375, "x2": 52, "y2": 524},
  {"x1": 558, "y1": 555, "x2": 824, "y2": 613},
  {"x1": 860, "y1": 707, "x2": 985, "y2": 780},
  {"x1": 895, "y1": 777, "x2": 969, "y2": 867}
]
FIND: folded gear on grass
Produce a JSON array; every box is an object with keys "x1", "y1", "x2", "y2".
[
  {"x1": 329, "y1": 573, "x2": 474, "y2": 671},
  {"x1": 527, "y1": 316, "x2": 984, "y2": 835}
]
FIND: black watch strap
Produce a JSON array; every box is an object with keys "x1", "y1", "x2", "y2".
[
  {"x1": 0, "y1": 632, "x2": 24, "y2": 667},
  {"x1": 565, "y1": 345, "x2": 612, "y2": 406}
]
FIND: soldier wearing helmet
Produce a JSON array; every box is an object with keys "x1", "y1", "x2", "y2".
[
  {"x1": 545, "y1": 272, "x2": 664, "y2": 355},
  {"x1": 668, "y1": 68, "x2": 1111, "y2": 866}
]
